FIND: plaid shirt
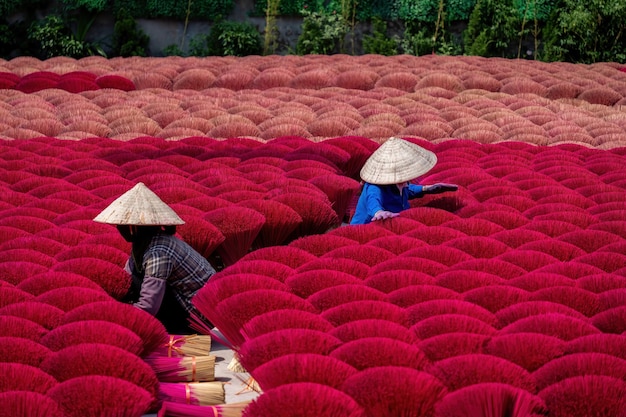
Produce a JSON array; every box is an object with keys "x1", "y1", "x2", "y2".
[{"x1": 129, "y1": 234, "x2": 215, "y2": 314}]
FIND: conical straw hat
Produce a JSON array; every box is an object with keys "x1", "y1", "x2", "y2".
[
  {"x1": 360, "y1": 137, "x2": 437, "y2": 185},
  {"x1": 93, "y1": 182, "x2": 185, "y2": 225}
]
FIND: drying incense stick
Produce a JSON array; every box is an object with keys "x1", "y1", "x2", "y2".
[
  {"x1": 145, "y1": 355, "x2": 216, "y2": 382},
  {"x1": 159, "y1": 381, "x2": 225, "y2": 406},
  {"x1": 155, "y1": 334, "x2": 213, "y2": 357},
  {"x1": 157, "y1": 400, "x2": 251, "y2": 417}
]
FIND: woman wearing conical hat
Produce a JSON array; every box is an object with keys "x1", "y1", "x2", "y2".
[
  {"x1": 350, "y1": 137, "x2": 458, "y2": 225},
  {"x1": 94, "y1": 182, "x2": 216, "y2": 334}
]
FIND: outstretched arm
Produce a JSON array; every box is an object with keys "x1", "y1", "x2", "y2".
[{"x1": 422, "y1": 183, "x2": 458, "y2": 194}]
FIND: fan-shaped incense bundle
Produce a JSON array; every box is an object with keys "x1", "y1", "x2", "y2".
[
  {"x1": 242, "y1": 382, "x2": 364, "y2": 417},
  {"x1": 47, "y1": 375, "x2": 153, "y2": 417},
  {"x1": 0, "y1": 391, "x2": 65, "y2": 417},
  {"x1": 434, "y1": 382, "x2": 547, "y2": 417},
  {"x1": 158, "y1": 400, "x2": 251, "y2": 417},
  {"x1": 145, "y1": 355, "x2": 216, "y2": 382},
  {"x1": 159, "y1": 381, "x2": 225, "y2": 406},
  {"x1": 154, "y1": 334, "x2": 213, "y2": 358},
  {"x1": 0, "y1": 336, "x2": 51, "y2": 367},
  {"x1": 61, "y1": 300, "x2": 169, "y2": 356}
]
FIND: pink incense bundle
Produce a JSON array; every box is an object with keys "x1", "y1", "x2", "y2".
[
  {"x1": 0, "y1": 391, "x2": 65, "y2": 417},
  {"x1": 40, "y1": 343, "x2": 160, "y2": 411},
  {"x1": 285, "y1": 269, "x2": 363, "y2": 299},
  {"x1": 0, "y1": 315, "x2": 48, "y2": 342},
  {"x1": 158, "y1": 381, "x2": 225, "y2": 406},
  {"x1": 237, "y1": 245, "x2": 316, "y2": 269},
  {"x1": 61, "y1": 300, "x2": 169, "y2": 356},
  {"x1": 341, "y1": 366, "x2": 447, "y2": 417},
  {"x1": 215, "y1": 259, "x2": 295, "y2": 283},
  {"x1": 145, "y1": 354, "x2": 216, "y2": 382},
  {"x1": 35, "y1": 286, "x2": 113, "y2": 312},
  {"x1": 418, "y1": 332, "x2": 490, "y2": 362},
  {"x1": 237, "y1": 328, "x2": 342, "y2": 374},
  {"x1": 40, "y1": 319, "x2": 145, "y2": 356},
  {"x1": 46, "y1": 375, "x2": 153, "y2": 417},
  {"x1": 251, "y1": 353, "x2": 358, "y2": 390},
  {"x1": 0, "y1": 362, "x2": 58, "y2": 393},
  {"x1": 434, "y1": 382, "x2": 547, "y2": 417},
  {"x1": 0, "y1": 336, "x2": 52, "y2": 367},
  {"x1": 158, "y1": 400, "x2": 251, "y2": 417},
  {"x1": 0, "y1": 300, "x2": 64, "y2": 330},
  {"x1": 241, "y1": 308, "x2": 334, "y2": 340},
  {"x1": 242, "y1": 382, "x2": 365, "y2": 417},
  {"x1": 329, "y1": 336, "x2": 431, "y2": 371},
  {"x1": 329, "y1": 318, "x2": 418, "y2": 344},
  {"x1": 153, "y1": 334, "x2": 213, "y2": 358},
  {"x1": 538, "y1": 375, "x2": 626, "y2": 417},
  {"x1": 0, "y1": 285, "x2": 33, "y2": 308},
  {"x1": 193, "y1": 289, "x2": 317, "y2": 350},
  {"x1": 429, "y1": 353, "x2": 537, "y2": 393}
]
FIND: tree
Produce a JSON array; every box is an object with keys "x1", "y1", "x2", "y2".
[{"x1": 542, "y1": 0, "x2": 626, "y2": 63}]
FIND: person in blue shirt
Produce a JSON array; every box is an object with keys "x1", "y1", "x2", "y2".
[{"x1": 350, "y1": 137, "x2": 458, "y2": 225}]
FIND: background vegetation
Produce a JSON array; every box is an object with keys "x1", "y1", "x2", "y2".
[{"x1": 1, "y1": 0, "x2": 625, "y2": 63}]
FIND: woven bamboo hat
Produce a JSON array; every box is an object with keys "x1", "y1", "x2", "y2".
[
  {"x1": 360, "y1": 137, "x2": 437, "y2": 185},
  {"x1": 93, "y1": 182, "x2": 185, "y2": 226}
]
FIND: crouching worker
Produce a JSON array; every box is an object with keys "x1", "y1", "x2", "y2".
[
  {"x1": 350, "y1": 137, "x2": 458, "y2": 225},
  {"x1": 94, "y1": 182, "x2": 216, "y2": 334}
]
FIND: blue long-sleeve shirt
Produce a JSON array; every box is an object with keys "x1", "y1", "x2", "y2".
[{"x1": 350, "y1": 183, "x2": 425, "y2": 225}]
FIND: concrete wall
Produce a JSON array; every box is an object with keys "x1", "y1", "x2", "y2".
[{"x1": 89, "y1": 0, "x2": 376, "y2": 56}]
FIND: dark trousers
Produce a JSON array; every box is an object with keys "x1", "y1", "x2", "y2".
[{"x1": 156, "y1": 289, "x2": 193, "y2": 335}]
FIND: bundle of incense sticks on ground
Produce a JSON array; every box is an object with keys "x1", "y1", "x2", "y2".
[
  {"x1": 145, "y1": 355, "x2": 216, "y2": 382},
  {"x1": 154, "y1": 335, "x2": 213, "y2": 357},
  {"x1": 159, "y1": 381, "x2": 225, "y2": 406},
  {"x1": 157, "y1": 400, "x2": 251, "y2": 417},
  {"x1": 227, "y1": 353, "x2": 247, "y2": 373}
]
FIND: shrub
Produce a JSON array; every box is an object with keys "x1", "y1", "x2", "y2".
[
  {"x1": 206, "y1": 19, "x2": 263, "y2": 56},
  {"x1": 362, "y1": 17, "x2": 399, "y2": 55},
  {"x1": 296, "y1": 7, "x2": 349, "y2": 54},
  {"x1": 27, "y1": 15, "x2": 87, "y2": 58},
  {"x1": 145, "y1": 0, "x2": 234, "y2": 20},
  {"x1": 111, "y1": 8, "x2": 149, "y2": 57},
  {"x1": 542, "y1": 0, "x2": 626, "y2": 63},
  {"x1": 464, "y1": 0, "x2": 520, "y2": 58}
]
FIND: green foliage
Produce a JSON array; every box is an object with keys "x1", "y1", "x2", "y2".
[
  {"x1": 205, "y1": 20, "x2": 263, "y2": 56},
  {"x1": 111, "y1": 7, "x2": 149, "y2": 56},
  {"x1": 60, "y1": 0, "x2": 109, "y2": 13},
  {"x1": 145, "y1": 0, "x2": 234, "y2": 20},
  {"x1": 250, "y1": 0, "x2": 307, "y2": 17},
  {"x1": 254, "y1": 0, "x2": 394, "y2": 20},
  {"x1": 111, "y1": 0, "x2": 146, "y2": 18},
  {"x1": 362, "y1": 17, "x2": 399, "y2": 56},
  {"x1": 542, "y1": 0, "x2": 626, "y2": 63},
  {"x1": 264, "y1": 0, "x2": 281, "y2": 54},
  {"x1": 400, "y1": 26, "x2": 436, "y2": 55},
  {"x1": 394, "y1": 0, "x2": 439, "y2": 22},
  {"x1": 0, "y1": 20, "x2": 35, "y2": 59},
  {"x1": 393, "y1": 0, "x2": 475, "y2": 22},
  {"x1": 295, "y1": 7, "x2": 349, "y2": 54},
  {"x1": 162, "y1": 33, "x2": 213, "y2": 56},
  {"x1": 1, "y1": 0, "x2": 46, "y2": 18},
  {"x1": 0, "y1": 23, "x2": 15, "y2": 58},
  {"x1": 163, "y1": 43, "x2": 184, "y2": 56},
  {"x1": 27, "y1": 15, "x2": 89, "y2": 58},
  {"x1": 513, "y1": 0, "x2": 554, "y2": 21},
  {"x1": 184, "y1": 34, "x2": 207, "y2": 56},
  {"x1": 464, "y1": 0, "x2": 520, "y2": 57},
  {"x1": 446, "y1": 0, "x2": 478, "y2": 21},
  {"x1": 352, "y1": 0, "x2": 395, "y2": 21},
  {"x1": 1, "y1": 0, "x2": 21, "y2": 17}
]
